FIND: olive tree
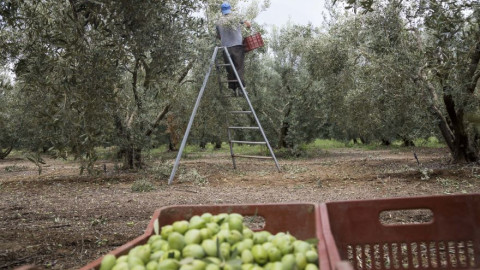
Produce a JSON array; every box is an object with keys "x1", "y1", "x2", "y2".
[
  {"x1": 0, "y1": 72, "x2": 15, "y2": 159},
  {"x1": 1, "y1": 0, "x2": 203, "y2": 171},
  {"x1": 331, "y1": 0, "x2": 480, "y2": 160}
]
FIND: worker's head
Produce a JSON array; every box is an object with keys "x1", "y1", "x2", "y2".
[{"x1": 221, "y1": 2, "x2": 231, "y2": 15}]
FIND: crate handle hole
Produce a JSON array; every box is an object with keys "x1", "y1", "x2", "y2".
[
  {"x1": 379, "y1": 209, "x2": 433, "y2": 225},
  {"x1": 243, "y1": 215, "x2": 266, "y2": 230}
]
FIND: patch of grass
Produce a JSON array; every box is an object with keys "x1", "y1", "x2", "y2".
[
  {"x1": 282, "y1": 164, "x2": 309, "y2": 174},
  {"x1": 95, "y1": 236, "x2": 108, "y2": 247},
  {"x1": 4, "y1": 164, "x2": 28, "y2": 172},
  {"x1": 147, "y1": 145, "x2": 169, "y2": 158},
  {"x1": 146, "y1": 162, "x2": 173, "y2": 181},
  {"x1": 2, "y1": 149, "x2": 22, "y2": 159},
  {"x1": 231, "y1": 144, "x2": 266, "y2": 155},
  {"x1": 177, "y1": 142, "x2": 270, "y2": 159},
  {"x1": 414, "y1": 137, "x2": 445, "y2": 148},
  {"x1": 90, "y1": 216, "x2": 108, "y2": 226},
  {"x1": 178, "y1": 168, "x2": 208, "y2": 185},
  {"x1": 420, "y1": 167, "x2": 433, "y2": 180},
  {"x1": 294, "y1": 184, "x2": 305, "y2": 189},
  {"x1": 89, "y1": 136, "x2": 445, "y2": 164},
  {"x1": 95, "y1": 146, "x2": 119, "y2": 160},
  {"x1": 309, "y1": 139, "x2": 348, "y2": 149},
  {"x1": 131, "y1": 178, "x2": 156, "y2": 192}
]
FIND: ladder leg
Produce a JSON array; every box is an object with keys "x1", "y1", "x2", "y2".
[
  {"x1": 223, "y1": 48, "x2": 281, "y2": 172},
  {"x1": 168, "y1": 47, "x2": 220, "y2": 184},
  {"x1": 226, "y1": 119, "x2": 237, "y2": 169},
  {"x1": 215, "y1": 49, "x2": 237, "y2": 168}
]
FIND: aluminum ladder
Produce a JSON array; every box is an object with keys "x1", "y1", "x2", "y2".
[{"x1": 168, "y1": 46, "x2": 280, "y2": 184}]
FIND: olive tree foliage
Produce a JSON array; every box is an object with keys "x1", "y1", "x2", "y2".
[
  {"x1": 0, "y1": 0, "x2": 203, "y2": 171},
  {"x1": 166, "y1": 0, "x2": 272, "y2": 149},
  {"x1": 328, "y1": 0, "x2": 480, "y2": 161},
  {"x1": 0, "y1": 72, "x2": 15, "y2": 159},
  {"x1": 413, "y1": 0, "x2": 480, "y2": 162},
  {"x1": 308, "y1": 1, "x2": 436, "y2": 145},
  {"x1": 250, "y1": 23, "x2": 327, "y2": 150}
]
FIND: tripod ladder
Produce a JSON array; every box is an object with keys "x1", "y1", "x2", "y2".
[{"x1": 168, "y1": 46, "x2": 280, "y2": 184}]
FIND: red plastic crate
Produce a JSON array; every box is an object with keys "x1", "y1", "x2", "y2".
[
  {"x1": 320, "y1": 194, "x2": 480, "y2": 270},
  {"x1": 243, "y1": 32, "x2": 264, "y2": 52},
  {"x1": 81, "y1": 203, "x2": 330, "y2": 270}
]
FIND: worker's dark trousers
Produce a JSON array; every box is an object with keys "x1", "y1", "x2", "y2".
[{"x1": 223, "y1": 45, "x2": 245, "y2": 91}]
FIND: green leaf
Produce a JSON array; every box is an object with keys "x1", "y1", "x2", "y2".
[
  {"x1": 216, "y1": 237, "x2": 221, "y2": 260},
  {"x1": 305, "y1": 238, "x2": 319, "y2": 245},
  {"x1": 230, "y1": 248, "x2": 239, "y2": 259}
]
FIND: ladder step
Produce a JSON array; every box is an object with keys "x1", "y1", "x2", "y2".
[
  {"x1": 231, "y1": 140, "x2": 266, "y2": 145},
  {"x1": 229, "y1": 126, "x2": 260, "y2": 130},
  {"x1": 222, "y1": 80, "x2": 239, "y2": 83},
  {"x1": 233, "y1": 154, "x2": 274, "y2": 160},
  {"x1": 230, "y1": 111, "x2": 252, "y2": 114},
  {"x1": 216, "y1": 64, "x2": 231, "y2": 67}
]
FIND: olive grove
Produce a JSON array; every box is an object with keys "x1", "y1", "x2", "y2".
[{"x1": 0, "y1": 0, "x2": 479, "y2": 169}]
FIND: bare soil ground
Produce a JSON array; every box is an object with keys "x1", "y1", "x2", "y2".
[{"x1": 1, "y1": 147, "x2": 480, "y2": 269}]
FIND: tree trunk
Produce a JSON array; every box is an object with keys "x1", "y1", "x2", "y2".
[
  {"x1": 168, "y1": 137, "x2": 177, "y2": 152},
  {"x1": 213, "y1": 136, "x2": 222, "y2": 149},
  {"x1": 416, "y1": 66, "x2": 479, "y2": 163},
  {"x1": 278, "y1": 105, "x2": 292, "y2": 148},
  {"x1": 0, "y1": 146, "x2": 12, "y2": 160},
  {"x1": 122, "y1": 145, "x2": 142, "y2": 169},
  {"x1": 402, "y1": 138, "x2": 415, "y2": 147},
  {"x1": 443, "y1": 94, "x2": 479, "y2": 162},
  {"x1": 360, "y1": 137, "x2": 369, "y2": 144}
]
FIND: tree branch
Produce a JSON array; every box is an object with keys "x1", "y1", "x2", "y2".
[
  {"x1": 0, "y1": 146, "x2": 13, "y2": 159},
  {"x1": 132, "y1": 58, "x2": 142, "y2": 112},
  {"x1": 416, "y1": 66, "x2": 455, "y2": 152},
  {"x1": 145, "y1": 104, "x2": 171, "y2": 137},
  {"x1": 261, "y1": 111, "x2": 280, "y2": 137},
  {"x1": 177, "y1": 59, "x2": 195, "y2": 84},
  {"x1": 467, "y1": 37, "x2": 480, "y2": 93}
]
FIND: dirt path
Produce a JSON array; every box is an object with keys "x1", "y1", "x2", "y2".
[{"x1": 1, "y1": 147, "x2": 479, "y2": 269}]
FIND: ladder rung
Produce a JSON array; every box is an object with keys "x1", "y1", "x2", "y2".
[
  {"x1": 229, "y1": 126, "x2": 260, "y2": 130},
  {"x1": 231, "y1": 140, "x2": 266, "y2": 145},
  {"x1": 230, "y1": 111, "x2": 252, "y2": 114},
  {"x1": 233, "y1": 154, "x2": 274, "y2": 160},
  {"x1": 222, "y1": 80, "x2": 238, "y2": 83},
  {"x1": 217, "y1": 64, "x2": 231, "y2": 67}
]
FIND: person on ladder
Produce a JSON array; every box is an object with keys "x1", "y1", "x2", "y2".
[{"x1": 216, "y1": 2, "x2": 251, "y2": 97}]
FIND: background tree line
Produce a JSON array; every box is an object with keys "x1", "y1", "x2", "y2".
[{"x1": 0, "y1": 0, "x2": 479, "y2": 171}]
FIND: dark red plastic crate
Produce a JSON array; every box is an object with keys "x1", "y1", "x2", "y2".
[
  {"x1": 320, "y1": 194, "x2": 480, "y2": 270},
  {"x1": 243, "y1": 32, "x2": 264, "y2": 52},
  {"x1": 81, "y1": 203, "x2": 330, "y2": 270}
]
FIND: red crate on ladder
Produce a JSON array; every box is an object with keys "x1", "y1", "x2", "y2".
[
  {"x1": 243, "y1": 32, "x2": 264, "y2": 52},
  {"x1": 319, "y1": 194, "x2": 480, "y2": 270}
]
